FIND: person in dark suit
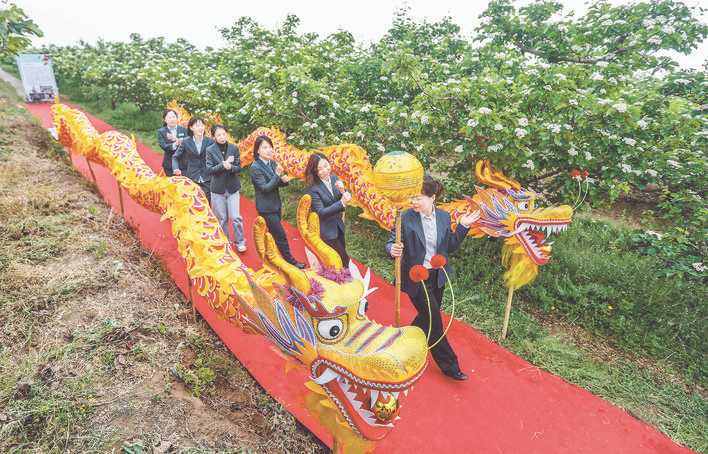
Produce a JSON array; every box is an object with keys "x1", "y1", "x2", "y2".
[
  {"x1": 250, "y1": 135, "x2": 305, "y2": 269},
  {"x1": 206, "y1": 124, "x2": 245, "y2": 252},
  {"x1": 172, "y1": 117, "x2": 214, "y2": 204},
  {"x1": 157, "y1": 109, "x2": 188, "y2": 176},
  {"x1": 386, "y1": 175, "x2": 480, "y2": 381},
  {"x1": 305, "y1": 153, "x2": 351, "y2": 267}
]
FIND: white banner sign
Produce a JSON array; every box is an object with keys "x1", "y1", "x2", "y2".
[{"x1": 16, "y1": 53, "x2": 58, "y2": 103}]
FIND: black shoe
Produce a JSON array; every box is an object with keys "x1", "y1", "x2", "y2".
[
  {"x1": 444, "y1": 369, "x2": 468, "y2": 381},
  {"x1": 290, "y1": 260, "x2": 306, "y2": 269}
]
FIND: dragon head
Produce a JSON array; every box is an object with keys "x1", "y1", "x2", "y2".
[
  {"x1": 238, "y1": 195, "x2": 428, "y2": 443},
  {"x1": 444, "y1": 161, "x2": 573, "y2": 289}
]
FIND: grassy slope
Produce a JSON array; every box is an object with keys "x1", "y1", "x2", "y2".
[{"x1": 10, "y1": 74, "x2": 705, "y2": 451}]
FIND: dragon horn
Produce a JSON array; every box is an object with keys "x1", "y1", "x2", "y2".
[
  {"x1": 296, "y1": 195, "x2": 343, "y2": 270},
  {"x1": 264, "y1": 230, "x2": 311, "y2": 293},
  {"x1": 475, "y1": 160, "x2": 521, "y2": 190}
]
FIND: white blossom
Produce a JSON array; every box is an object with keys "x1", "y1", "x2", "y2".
[
  {"x1": 667, "y1": 159, "x2": 681, "y2": 168},
  {"x1": 494, "y1": 123, "x2": 504, "y2": 131},
  {"x1": 518, "y1": 117, "x2": 528, "y2": 127},
  {"x1": 692, "y1": 262, "x2": 707, "y2": 272},
  {"x1": 420, "y1": 115, "x2": 429, "y2": 125},
  {"x1": 569, "y1": 99, "x2": 578, "y2": 106},
  {"x1": 613, "y1": 102, "x2": 628, "y2": 113},
  {"x1": 522, "y1": 159, "x2": 535, "y2": 170},
  {"x1": 661, "y1": 25, "x2": 675, "y2": 34},
  {"x1": 488, "y1": 144, "x2": 503, "y2": 152},
  {"x1": 637, "y1": 119, "x2": 649, "y2": 129},
  {"x1": 454, "y1": 144, "x2": 464, "y2": 153},
  {"x1": 646, "y1": 230, "x2": 663, "y2": 239},
  {"x1": 584, "y1": 151, "x2": 593, "y2": 161},
  {"x1": 478, "y1": 107, "x2": 492, "y2": 115},
  {"x1": 568, "y1": 147, "x2": 578, "y2": 156},
  {"x1": 620, "y1": 163, "x2": 632, "y2": 173},
  {"x1": 514, "y1": 128, "x2": 527, "y2": 138},
  {"x1": 548, "y1": 123, "x2": 562, "y2": 134},
  {"x1": 467, "y1": 119, "x2": 479, "y2": 127},
  {"x1": 623, "y1": 137, "x2": 637, "y2": 146},
  {"x1": 596, "y1": 61, "x2": 609, "y2": 68},
  {"x1": 648, "y1": 36, "x2": 662, "y2": 45},
  {"x1": 645, "y1": 169, "x2": 658, "y2": 177},
  {"x1": 591, "y1": 72, "x2": 604, "y2": 81}
]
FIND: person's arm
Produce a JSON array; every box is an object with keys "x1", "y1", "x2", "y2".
[
  {"x1": 230, "y1": 145, "x2": 241, "y2": 174},
  {"x1": 251, "y1": 165, "x2": 281, "y2": 192},
  {"x1": 311, "y1": 187, "x2": 344, "y2": 219},
  {"x1": 157, "y1": 129, "x2": 174, "y2": 153},
  {"x1": 385, "y1": 228, "x2": 397, "y2": 259},
  {"x1": 172, "y1": 142, "x2": 186, "y2": 173},
  {"x1": 205, "y1": 146, "x2": 225, "y2": 176},
  {"x1": 447, "y1": 219, "x2": 470, "y2": 253}
]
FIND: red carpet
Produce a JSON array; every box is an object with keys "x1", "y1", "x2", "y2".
[{"x1": 25, "y1": 102, "x2": 695, "y2": 454}]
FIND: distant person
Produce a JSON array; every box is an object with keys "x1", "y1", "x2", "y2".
[
  {"x1": 386, "y1": 175, "x2": 480, "y2": 381},
  {"x1": 250, "y1": 135, "x2": 305, "y2": 269},
  {"x1": 157, "y1": 109, "x2": 187, "y2": 176},
  {"x1": 305, "y1": 153, "x2": 351, "y2": 267},
  {"x1": 172, "y1": 117, "x2": 213, "y2": 204},
  {"x1": 206, "y1": 124, "x2": 246, "y2": 252}
]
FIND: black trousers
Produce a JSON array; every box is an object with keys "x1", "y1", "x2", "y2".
[
  {"x1": 197, "y1": 181, "x2": 211, "y2": 205},
  {"x1": 260, "y1": 211, "x2": 296, "y2": 264},
  {"x1": 323, "y1": 231, "x2": 349, "y2": 267},
  {"x1": 408, "y1": 269, "x2": 460, "y2": 374}
]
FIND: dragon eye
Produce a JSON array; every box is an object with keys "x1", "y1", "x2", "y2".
[
  {"x1": 357, "y1": 299, "x2": 367, "y2": 318},
  {"x1": 517, "y1": 201, "x2": 529, "y2": 211},
  {"x1": 317, "y1": 319, "x2": 344, "y2": 340}
]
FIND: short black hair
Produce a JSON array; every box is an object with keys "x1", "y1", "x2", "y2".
[
  {"x1": 186, "y1": 117, "x2": 205, "y2": 137},
  {"x1": 421, "y1": 175, "x2": 443, "y2": 199},
  {"x1": 211, "y1": 124, "x2": 227, "y2": 136},
  {"x1": 253, "y1": 135, "x2": 274, "y2": 159},
  {"x1": 162, "y1": 109, "x2": 178, "y2": 127},
  {"x1": 304, "y1": 152, "x2": 328, "y2": 186}
]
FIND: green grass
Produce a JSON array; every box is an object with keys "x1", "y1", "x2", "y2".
[{"x1": 49, "y1": 83, "x2": 708, "y2": 453}]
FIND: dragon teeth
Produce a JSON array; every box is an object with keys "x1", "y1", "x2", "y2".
[
  {"x1": 313, "y1": 367, "x2": 339, "y2": 385},
  {"x1": 370, "y1": 390, "x2": 379, "y2": 408}
]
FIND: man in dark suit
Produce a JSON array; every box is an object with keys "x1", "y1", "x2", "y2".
[
  {"x1": 386, "y1": 176, "x2": 480, "y2": 380},
  {"x1": 172, "y1": 118, "x2": 213, "y2": 203},
  {"x1": 306, "y1": 153, "x2": 352, "y2": 267},
  {"x1": 250, "y1": 135, "x2": 305, "y2": 269},
  {"x1": 157, "y1": 109, "x2": 188, "y2": 176}
]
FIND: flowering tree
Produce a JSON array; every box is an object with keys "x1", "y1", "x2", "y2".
[
  {"x1": 0, "y1": 2, "x2": 42, "y2": 57},
  {"x1": 44, "y1": 1, "x2": 707, "y2": 274}
]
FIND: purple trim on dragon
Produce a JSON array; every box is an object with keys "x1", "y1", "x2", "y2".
[
  {"x1": 346, "y1": 321, "x2": 372, "y2": 347},
  {"x1": 375, "y1": 329, "x2": 403, "y2": 352},
  {"x1": 356, "y1": 326, "x2": 386, "y2": 353}
]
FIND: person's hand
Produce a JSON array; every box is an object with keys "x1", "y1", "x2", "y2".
[
  {"x1": 341, "y1": 191, "x2": 352, "y2": 204},
  {"x1": 275, "y1": 164, "x2": 284, "y2": 176},
  {"x1": 390, "y1": 242, "x2": 404, "y2": 258},
  {"x1": 166, "y1": 133, "x2": 176, "y2": 141},
  {"x1": 459, "y1": 209, "x2": 481, "y2": 228},
  {"x1": 224, "y1": 161, "x2": 232, "y2": 170},
  {"x1": 175, "y1": 138, "x2": 183, "y2": 146},
  {"x1": 226, "y1": 155, "x2": 234, "y2": 163},
  {"x1": 335, "y1": 180, "x2": 345, "y2": 192},
  {"x1": 281, "y1": 174, "x2": 292, "y2": 183},
  {"x1": 173, "y1": 169, "x2": 182, "y2": 176}
]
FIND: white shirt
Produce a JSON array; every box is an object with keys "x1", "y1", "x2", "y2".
[
  {"x1": 323, "y1": 177, "x2": 334, "y2": 195},
  {"x1": 420, "y1": 210, "x2": 438, "y2": 269}
]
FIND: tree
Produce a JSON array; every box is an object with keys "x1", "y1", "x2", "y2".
[{"x1": 0, "y1": 2, "x2": 42, "y2": 58}]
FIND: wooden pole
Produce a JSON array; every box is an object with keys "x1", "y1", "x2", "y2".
[
  {"x1": 117, "y1": 183, "x2": 125, "y2": 217},
  {"x1": 500, "y1": 286, "x2": 515, "y2": 340},
  {"x1": 187, "y1": 272, "x2": 196, "y2": 322},
  {"x1": 394, "y1": 210, "x2": 402, "y2": 327},
  {"x1": 86, "y1": 159, "x2": 97, "y2": 184}
]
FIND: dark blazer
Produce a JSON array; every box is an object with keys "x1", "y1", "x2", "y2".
[
  {"x1": 157, "y1": 125, "x2": 188, "y2": 175},
  {"x1": 386, "y1": 208, "x2": 470, "y2": 298},
  {"x1": 172, "y1": 136, "x2": 214, "y2": 183},
  {"x1": 250, "y1": 158, "x2": 289, "y2": 214},
  {"x1": 308, "y1": 175, "x2": 345, "y2": 240},
  {"x1": 206, "y1": 142, "x2": 241, "y2": 194}
]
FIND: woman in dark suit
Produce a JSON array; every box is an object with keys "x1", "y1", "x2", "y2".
[
  {"x1": 172, "y1": 117, "x2": 213, "y2": 204},
  {"x1": 250, "y1": 135, "x2": 305, "y2": 269},
  {"x1": 206, "y1": 124, "x2": 245, "y2": 252},
  {"x1": 305, "y1": 153, "x2": 351, "y2": 267},
  {"x1": 157, "y1": 109, "x2": 187, "y2": 176},
  {"x1": 386, "y1": 175, "x2": 480, "y2": 381}
]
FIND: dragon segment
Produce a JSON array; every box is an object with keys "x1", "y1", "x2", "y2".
[
  {"x1": 441, "y1": 161, "x2": 573, "y2": 289},
  {"x1": 53, "y1": 103, "x2": 428, "y2": 452}
]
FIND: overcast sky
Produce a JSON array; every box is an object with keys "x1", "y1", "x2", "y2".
[{"x1": 13, "y1": 0, "x2": 707, "y2": 70}]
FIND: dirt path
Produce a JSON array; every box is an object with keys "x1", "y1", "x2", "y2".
[{"x1": 0, "y1": 80, "x2": 325, "y2": 452}]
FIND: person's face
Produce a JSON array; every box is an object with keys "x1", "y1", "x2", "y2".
[
  {"x1": 190, "y1": 120, "x2": 205, "y2": 136},
  {"x1": 258, "y1": 141, "x2": 273, "y2": 160},
  {"x1": 214, "y1": 128, "x2": 228, "y2": 144},
  {"x1": 317, "y1": 158, "x2": 331, "y2": 181},
  {"x1": 411, "y1": 193, "x2": 435, "y2": 213},
  {"x1": 164, "y1": 111, "x2": 178, "y2": 128}
]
